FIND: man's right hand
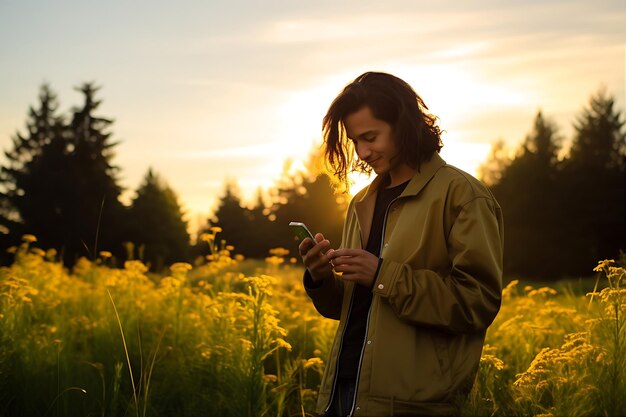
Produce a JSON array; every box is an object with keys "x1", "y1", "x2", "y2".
[{"x1": 299, "y1": 233, "x2": 335, "y2": 283}]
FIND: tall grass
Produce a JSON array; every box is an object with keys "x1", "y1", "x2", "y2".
[{"x1": 1, "y1": 234, "x2": 624, "y2": 416}]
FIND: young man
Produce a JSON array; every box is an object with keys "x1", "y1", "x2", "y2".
[{"x1": 298, "y1": 72, "x2": 503, "y2": 417}]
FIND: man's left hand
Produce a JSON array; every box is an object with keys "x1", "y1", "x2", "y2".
[{"x1": 326, "y1": 249, "x2": 379, "y2": 288}]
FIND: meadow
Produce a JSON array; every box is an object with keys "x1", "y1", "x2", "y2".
[{"x1": 1, "y1": 231, "x2": 624, "y2": 417}]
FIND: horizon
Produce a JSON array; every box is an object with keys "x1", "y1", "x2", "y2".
[{"x1": 1, "y1": 0, "x2": 624, "y2": 236}]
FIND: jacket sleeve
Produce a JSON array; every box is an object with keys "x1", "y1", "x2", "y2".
[
  {"x1": 302, "y1": 196, "x2": 358, "y2": 321},
  {"x1": 304, "y1": 269, "x2": 345, "y2": 320},
  {"x1": 372, "y1": 196, "x2": 504, "y2": 334}
]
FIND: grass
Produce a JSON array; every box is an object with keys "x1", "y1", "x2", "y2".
[{"x1": 1, "y1": 235, "x2": 624, "y2": 416}]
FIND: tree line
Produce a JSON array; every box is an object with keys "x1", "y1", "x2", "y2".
[
  {"x1": 1, "y1": 83, "x2": 624, "y2": 279},
  {"x1": 0, "y1": 83, "x2": 345, "y2": 271},
  {"x1": 480, "y1": 89, "x2": 625, "y2": 279}
]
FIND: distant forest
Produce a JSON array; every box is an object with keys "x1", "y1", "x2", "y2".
[{"x1": 1, "y1": 83, "x2": 624, "y2": 279}]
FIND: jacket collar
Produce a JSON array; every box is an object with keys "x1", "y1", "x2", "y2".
[{"x1": 354, "y1": 153, "x2": 446, "y2": 248}]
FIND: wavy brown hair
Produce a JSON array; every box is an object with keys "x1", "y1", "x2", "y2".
[{"x1": 322, "y1": 72, "x2": 443, "y2": 187}]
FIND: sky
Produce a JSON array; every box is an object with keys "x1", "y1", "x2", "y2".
[{"x1": 1, "y1": 0, "x2": 624, "y2": 235}]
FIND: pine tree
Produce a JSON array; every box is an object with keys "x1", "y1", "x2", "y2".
[
  {"x1": 206, "y1": 179, "x2": 253, "y2": 257},
  {"x1": 568, "y1": 89, "x2": 625, "y2": 170},
  {"x1": 490, "y1": 110, "x2": 563, "y2": 278},
  {"x1": 559, "y1": 89, "x2": 626, "y2": 275},
  {"x1": 0, "y1": 83, "x2": 127, "y2": 266},
  {"x1": 245, "y1": 188, "x2": 275, "y2": 258},
  {"x1": 59, "y1": 82, "x2": 127, "y2": 264},
  {"x1": 1, "y1": 85, "x2": 62, "y2": 243},
  {"x1": 127, "y1": 168, "x2": 190, "y2": 272}
]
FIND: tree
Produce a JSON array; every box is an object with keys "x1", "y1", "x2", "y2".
[
  {"x1": 127, "y1": 168, "x2": 191, "y2": 272},
  {"x1": 558, "y1": 89, "x2": 626, "y2": 275},
  {"x1": 0, "y1": 85, "x2": 63, "y2": 257},
  {"x1": 0, "y1": 83, "x2": 127, "y2": 266},
  {"x1": 205, "y1": 179, "x2": 254, "y2": 257},
  {"x1": 488, "y1": 110, "x2": 563, "y2": 278},
  {"x1": 269, "y1": 149, "x2": 347, "y2": 256},
  {"x1": 568, "y1": 88, "x2": 625, "y2": 170}
]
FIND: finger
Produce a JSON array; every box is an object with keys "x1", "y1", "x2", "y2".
[
  {"x1": 310, "y1": 258, "x2": 333, "y2": 271},
  {"x1": 331, "y1": 255, "x2": 360, "y2": 266},
  {"x1": 314, "y1": 232, "x2": 326, "y2": 243},
  {"x1": 298, "y1": 238, "x2": 315, "y2": 256},
  {"x1": 333, "y1": 264, "x2": 358, "y2": 274},
  {"x1": 327, "y1": 248, "x2": 365, "y2": 259},
  {"x1": 339, "y1": 272, "x2": 359, "y2": 282},
  {"x1": 305, "y1": 239, "x2": 330, "y2": 260}
]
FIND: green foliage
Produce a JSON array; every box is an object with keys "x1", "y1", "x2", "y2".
[
  {"x1": 202, "y1": 149, "x2": 348, "y2": 261},
  {"x1": 2, "y1": 236, "x2": 626, "y2": 416},
  {"x1": 482, "y1": 90, "x2": 625, "y2": 279},
  {"x1": 0, "y1": 83, "x2": 126, "y2": 267},
  {"x1": 127, "y1": 168, "x2": 190, "y2": 272}
]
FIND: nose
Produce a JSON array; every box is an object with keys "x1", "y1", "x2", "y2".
[{"x1": 355, "y1": 141, "x2": 372, "y2": 161}]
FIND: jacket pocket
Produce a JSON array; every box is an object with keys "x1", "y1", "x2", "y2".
[
  {"x1": 430, "y1": 332, "x2": 453, "y2": 392},
  {"x1": 367, "y1": 321, "x2": 453, "y2": 402}
]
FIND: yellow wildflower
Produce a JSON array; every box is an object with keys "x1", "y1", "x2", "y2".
[
  {"x1": 22, "y1": 234, "x2": 37, "y2": 243},
  {"x1": 263, "y1": 374, "x2": 278, "y2": 383},
  {"x1": 99, "y1": 251, "x2": 112, "y2": 258},
  {"x1": 269, "y1": 247, "x2": 289, "y2": 257},
  {"x1": 200, "y1": 233, "x2": 214, "y2": 242},
  {"x1": 265, "y1": 256, "x2": 284, "y2": 265},
  {"x1": 46, "y1": 248, "x2": 57, "y2": 260},
  {"x1": 593, "y1": 259, "x2": 614, "y2": 272},
  {"x1": 304, "y1": 357, "x2": 324, "y2": 369},
  {"x1": 170, "y1": 262, "x2": 193, "y2": 273},
  {"x1": 31, "y1": 248, "x2": 46, "y2": 257},
  {"x1": 274, "y1": 338, "x2": 292, "y2": 351}
]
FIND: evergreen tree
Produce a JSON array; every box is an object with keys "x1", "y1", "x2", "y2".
[
  {"x1": 61, "y1": 82, "x2": 127, "y2": 264},
  {"x1": 0, "y1": 83, "x2": 127, "y2": 266},
  {"x1": 488, "y1": 110, "x2": 563, "y2": 278},
  {"x1": 127, "y1": 168, "x2": 190, "y2": 272},
  {"x1": 0, "y1": 85, "x2": 63, "y2": 261},
  {"x1": 568, "y1": 88, "x2": 625, "y2": 170},
  {"x1": 206, "y1": 179, "x2": 253, "y2": 257},
  {"x1": 559, "y1": 89, "x2": 625, "y2": 275},
  {"x1": 245, "y1": 188, "x2": 275, "y2": 258}
]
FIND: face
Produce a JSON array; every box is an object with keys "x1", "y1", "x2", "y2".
[{"x1": 344, "y1": 105, "x2": 399, "y2": 176}]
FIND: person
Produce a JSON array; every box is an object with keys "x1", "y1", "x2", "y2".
[{"x1": 298, "y1": 72, "x2": 504, "y2": 417}]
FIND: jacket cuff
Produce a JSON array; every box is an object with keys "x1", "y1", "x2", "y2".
[
  {"x1": 303, "y1": 269, "x2": 336, "y2": 295},
  {"x1": 369, "y1": 258, "x2": 384, "y2": 290},
  {"x1": 371, "y1": 258, "x2": 404, "y2": 298},
  {"x1": 303, "y1": 269, "x2": 323, "y2": 289}
]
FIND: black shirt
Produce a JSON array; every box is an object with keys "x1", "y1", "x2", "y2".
[{"x1": 337, "y1": 178, "x2": 409, "y2": 379}]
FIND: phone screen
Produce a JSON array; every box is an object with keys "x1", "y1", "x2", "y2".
[{"x1": 288, "y1": 221, "x2": 315, "y2": 242}]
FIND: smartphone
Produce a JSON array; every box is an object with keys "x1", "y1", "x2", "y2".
[{"x1": 289, "y1": 221, "x2": 316, "y2": 242}]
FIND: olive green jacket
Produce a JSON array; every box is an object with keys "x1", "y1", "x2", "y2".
[{"x1": 305, "y1": 153, "x2": 504, "y2": 416}]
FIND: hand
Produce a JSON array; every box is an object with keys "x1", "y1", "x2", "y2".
[
  {"x1": 298, "y1": 233, "x2": 334, "y2": 283},
  {"x1": 327, "y1": 249, "x2": 379, "y2": 288}
]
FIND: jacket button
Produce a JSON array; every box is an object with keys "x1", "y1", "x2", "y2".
[
  {"x1": 377, "y1": 284, "x2": 384, "y2": 290},
  {"x1": 356, "y1": 406, "x2": 360, "y2": 411},
  {"x1": 384, "y1": 243, "x2": 389, "y2": 248},
  {"x1": 367, "y1": 340, "x2": 372, "y2": 345}
]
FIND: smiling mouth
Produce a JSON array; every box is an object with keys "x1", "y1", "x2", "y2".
[{"x1": 367, "y1": 158, "x2": 381, "y2": 166}]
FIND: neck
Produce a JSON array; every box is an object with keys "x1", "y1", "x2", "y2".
[{"x1": 387, "y1": 163, "x2": 416, "y2": 188}]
